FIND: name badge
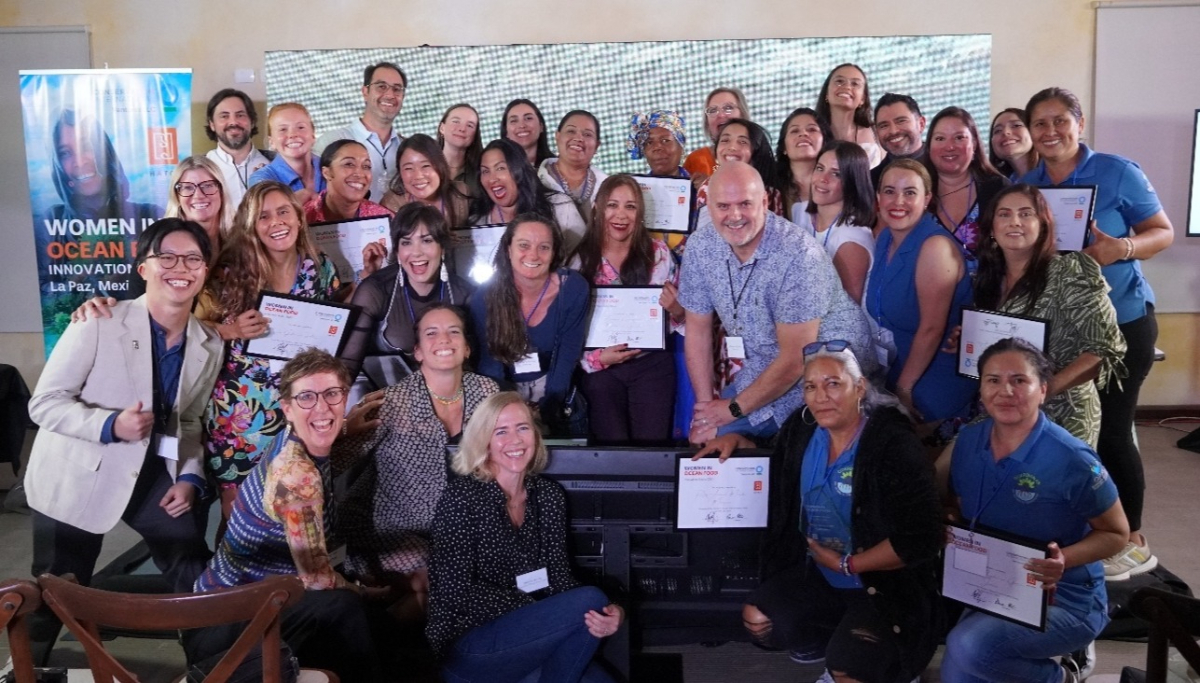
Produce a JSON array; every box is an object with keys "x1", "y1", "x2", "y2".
[
  {"x1": 328, "y1": 544, "x2": 347, "y2": 569},
  {"x1": 156, "y1": 435, "x2": 180, "y2": 461},
  {"x1": 724, "y1": 336, "x2": 746, "y2": 360},
  {"x1": 513, "y1": 352, "x2": 541, "y2": 375},
  {"x1": 516, "y1": 567, "x2": 550, "y2": 593}
]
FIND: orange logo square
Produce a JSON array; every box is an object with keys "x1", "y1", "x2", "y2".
[
  {"x1": 753, "y1": 481, "x2": 762, "y2": 491},
  {"x1": 147, "y1": 127, "x2": 178, "y2": 165},
  {"x1": 328, "y1": 325, "x2": 339, "y2": 335}
]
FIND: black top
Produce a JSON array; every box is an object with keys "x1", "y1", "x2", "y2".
[
  {"x1": 426, "y1": 473, "x2": 582, "y2": 657},
  {"x1": 763, "y1": 406, "x2": 944, "y2": 678}
]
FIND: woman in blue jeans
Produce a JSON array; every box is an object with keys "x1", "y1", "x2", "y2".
[
  {"x1": 943, "y1": 339, "x2": 1129, "y2": 683},
  {"x1": 427, "y1": 392, "x2": 623, "y2": 682}
]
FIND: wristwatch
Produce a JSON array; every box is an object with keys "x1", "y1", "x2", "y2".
[{"x1": 729, "y1": 398, "x2": 744, "y2": 419}]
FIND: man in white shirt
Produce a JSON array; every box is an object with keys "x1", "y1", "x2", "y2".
[
  {"x1": 204, "y1": 89, "x2": 272, "y2": 209},
  {"x1": 314, "y1": 61, "x2": 406, "y2": 201}
]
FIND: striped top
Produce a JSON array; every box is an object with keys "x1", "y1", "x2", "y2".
[{"x1": 195, "y1": 432, "x2": 340, "y2": 592}]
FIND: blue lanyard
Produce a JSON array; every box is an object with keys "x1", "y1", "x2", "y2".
[
  {"x1": 402, "y1": 280, "x2": 446, "y2": 326},
  {"x1": 969, "y1": 428, "x2": 1018, "y2": 531}
]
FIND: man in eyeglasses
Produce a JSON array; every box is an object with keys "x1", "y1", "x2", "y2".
[
  {"x1": 204, "y1": 88, "x2": 273, "y2": 208},
  {"x1": 678, "y1": 162, "x2": 875, "y2": 445},
  {"x1": 24, "y1": 217, "x2": 224, "y2": 664},
  {"x1": 314, "y1": 61, "x2": 407, "y2": 200}
]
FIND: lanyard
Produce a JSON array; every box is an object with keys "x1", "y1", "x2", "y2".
[
  {"x1": 235, "y1": 158, "x2": 251, "y2": 190},
  {"x1": 363, "y1": 132, "x2": 391, "y2": 174},
  {"x1": 402, "y1": 280, "x2": 446, "y2": 328},
  {"x1": 725, "y1": 260, "x2": 757, "y2": 335},
  {"x1": 969, "y1": 430, "x2": 1018, "y2": 531},
  {"x1": 812, "y1": 212, "x2": 843, "y2": 248},
  {"x1": 523, "y1": 275, "x2": 553, "y2": 326}
]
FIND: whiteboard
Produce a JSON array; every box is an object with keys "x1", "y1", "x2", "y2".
[
  {"x1": 1095, "y1": 2, "x2": 1200, "y2": 313},
  {"x1": 0, "y1": 27, "x2": 91, "y2": 333}
]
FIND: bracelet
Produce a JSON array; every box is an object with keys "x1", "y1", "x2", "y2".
[
  {"x1": 1122, "y1": 237, "x2": 1135, "y2": 261},
  {"x1": 840, "y1": 554, "x2": 853, "y2": 576}
]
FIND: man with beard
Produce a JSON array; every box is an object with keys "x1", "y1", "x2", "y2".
[
  {"x1": 678, "y1": 162, "x2": 873, "y2": 445},
  {"x1": 870, "y1": 93, "x2": 926, "y2": 189},
  {"x1": 315, "y1": 61, "x2": 407, "y2": 201},
  {"x1": 204, "y1": 89, "x2": 272, "y2": 208}
]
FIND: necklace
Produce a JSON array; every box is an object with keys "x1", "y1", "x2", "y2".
[
  {"x1": 430, "y1": 385, "x2": 463, "y2": 405},
  {"x1": 938, "y1": 178, "x2": 973, "y2": 197}
]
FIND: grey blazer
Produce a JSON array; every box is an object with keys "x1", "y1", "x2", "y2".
[{"x1": 26, "y1": 296, "x2": 223, "y2": 533}]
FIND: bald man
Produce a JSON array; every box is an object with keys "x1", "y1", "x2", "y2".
[{"x1": 678, "y1": 162, "x2": 874, "y2": 444}]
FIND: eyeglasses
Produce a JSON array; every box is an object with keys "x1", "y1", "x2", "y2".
[
  {"x1": 705, "y1": 104, "x2": 739, "y2": 117},
  {"x1": 145, "y1": 253, "x2": 207, "y2": 270},
  {"x1": 803, "y1": 339, "x2": 851, "y2": 358},
  {"x1": 175, "y1": 180, "x2": 221, "y2": 197},
  {"x1": 290, "y1": 387, "x2": 348, "y2": 410},
  {"x1": 370, "y1": 81, "x2": 407, "y2": 96}
]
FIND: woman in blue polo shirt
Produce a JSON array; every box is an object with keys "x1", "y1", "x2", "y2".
[
  {"x1": 1020, "y1": 87, "x2": 1173, "y2": 580},
  {"x1": 943, "y1": 339, "x2": 1129, "y2": 683}
]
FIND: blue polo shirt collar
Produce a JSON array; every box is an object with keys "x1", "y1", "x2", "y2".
[{"x1": 984, "y1": 412, "x2": 1048, "y2": 464}]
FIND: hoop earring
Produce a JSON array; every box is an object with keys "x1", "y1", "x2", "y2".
[{"x1": 801, "y1": 405, "x2": 816, "y2": 426}]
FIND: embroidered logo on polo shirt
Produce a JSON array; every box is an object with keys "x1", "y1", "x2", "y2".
[
  {"x1": 835, "y1": 467, "x2": 853, "y2": 496},
  {"x1": 1013, "y1": 473, "x2": 1041, "y2": 503},
  {"x1": 1090, "y1": 463, "x2": 1109, "y2": 490}
]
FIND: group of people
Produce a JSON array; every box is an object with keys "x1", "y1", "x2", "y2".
[{"x1": 21, "y1": 57, "x2": 1174, "y2": 683}]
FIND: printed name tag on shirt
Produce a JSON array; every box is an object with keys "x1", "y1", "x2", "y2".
[
  {"x1": 516, "y1": 567, "x2": 550, "y2": 593},
  {"x1": 724, "y1": 336, "x2": 746, "y2": 360},
  {"x1": 328, "y1": 545, "x2": 347, "y2": 569},
  {"x1": 156, "y1": 435, "x2": 180, "y2": 461},
  {"x1": 514, "y1": 353, "x2": 541, "y2": 374}
]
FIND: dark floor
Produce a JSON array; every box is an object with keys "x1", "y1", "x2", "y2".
[{"x1": 1, "y1": 422, "x2": 1197, "y2": 682}]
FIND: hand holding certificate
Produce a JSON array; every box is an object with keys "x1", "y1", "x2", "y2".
[
  {"x1": 309, "y1": 216, "x2": 392, "y2": 282},
  {"x1": 943, "y1": 524, "x2": 1049, "y2": 630},
  {"x1": 585, "y1": 286, "x2": 667, "y2": 350},
  {"x1": 636, "y1": 175, "x2": 693, "y2": 233},
  {"x1": 245, "y1": 293, "x2": 358, "y2": 361},
  {"x1": 958, "y1": 308, "x2": 1050, "y2": 379},
  {"x1": 676, "y1": 455, "x2": 769, "y2": 529}
]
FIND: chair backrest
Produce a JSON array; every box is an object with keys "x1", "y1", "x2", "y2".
[
  {"x1": 38, "y1": 573, "x2": 305, "y2": 683},
  {"x1": 0, "y1": 578, "x2": 42, "y2": 683},
  {"x1": 1130, "y1": 586, "x2": 1200, "y2": 683}
]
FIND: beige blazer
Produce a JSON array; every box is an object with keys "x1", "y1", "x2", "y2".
[{"x1": 26, "y1": 296, "x2": 223, "y2": 534}]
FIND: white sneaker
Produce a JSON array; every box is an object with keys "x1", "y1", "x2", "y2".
[
  {"x1": 1103, "y1": 540, "x2": 1158, "y2": 581},
  {"x1": 813, "y1": 671, "x2": 835, "y2": 683}
]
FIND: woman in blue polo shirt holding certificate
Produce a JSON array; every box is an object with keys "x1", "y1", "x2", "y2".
[
  {"x1": 944, "y1": 339, "x2": 1128, "y2": 683},
  {"x1": 1020, "y1": 87, "x2": 1173, "y2": 580}
]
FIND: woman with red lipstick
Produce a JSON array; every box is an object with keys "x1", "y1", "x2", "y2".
[
  {"x1": 816, "y1": 64, "x2": 884, "y2": 168},
  {"x1": 539, "y1": 110, "x2": 608, "y2": 225},
  {"x1": 573, "y1": 174, "x2": 681, "y2": 444},
  {"x1": 500, "y1": 99, "x2": 554, "y2": 168},
  {"x1": 924, "y1": 107, "x2": 1009, "y2": 259},
  {"x1": 776, "y1": 107, "x2": 833, "y2": 227},
  {"x1": 341, "y1": 203, "x2": 475, "y2": 397},
  {"x1": 468, "y1": 214, "x2": 590, "y2": 434},
  {"x1": 989, "y1": 108, "x2": 1039, "y2": 181},
  {"x1": 164, "y1": 156, "x2": 234, "y2": 264},
  {"x1": 470, "y1": 138, "x2": 587, "y2": 256},
  {"x1": 867, "y1": 159, "x2": 975, "y2": 443},
  {"x1": 428, "y1": 392, "x2": 623, "y2": 682},
  {"x1": 200, "y1": 182, "x2": 341, "y2": 523},
  {"x1": 303, "y1": 139, "x2": 393, "y2": 225},
  {"x1": 381, "y1": 134, "x2": 469, "y2": 228},
  {"x1": 1020, "y1": 87, "x2": 1174, "y2": 580}
]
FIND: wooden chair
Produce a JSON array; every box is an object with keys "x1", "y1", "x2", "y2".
[
  {"x1": 37, "y1": 573, "x2": 338, "y2": 683},
  {"x1": 1128, "y1": 586, "x2": 1200, "y2": 683},
  {"x1": 0, "y1": 578, "x2": 41, "y2": 683}
]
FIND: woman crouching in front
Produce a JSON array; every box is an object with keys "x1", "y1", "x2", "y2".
[
  {"x1": 427, "y1": 392, "x2": 622, "y2": 682},
  {"x1": 697, "y1": 343, "x2": 943, "y2": 683}
]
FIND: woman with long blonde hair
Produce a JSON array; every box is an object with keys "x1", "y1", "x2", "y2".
[{"x1": 164, "y1": 155, "x2": 235, "y2": 263}]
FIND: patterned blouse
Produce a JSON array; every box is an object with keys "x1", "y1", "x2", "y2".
[
  {"x1": 426, "y1": 473, "x2": 582, "y2": 657},
  {"x1": 578, "y1": 239, "x2": 678, "y2": 373},
  {"x1": 996, "y1": 252, "x2": 1127, "y2": 446},
  {"x1": 334, "y1": 371, "x2": 499, "y2": 580},
  {"x1": 203, "y1": 254, "x2": 340, "y2": 487},
  {"x1": 196, "y1": 432, "x2": 348, "y2": 592}
]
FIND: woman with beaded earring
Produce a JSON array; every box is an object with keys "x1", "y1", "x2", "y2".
[{"x1": 340, "y1": 203, "x2": 475, "y2": 400}]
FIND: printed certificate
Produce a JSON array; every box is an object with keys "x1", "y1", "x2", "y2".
[
  {"x1": 636, "y1": 175, "x2": 694, "y2": 233},
  {"x1": 1039, "y1": 185, "x2": 1096, "y2": 252},
  {"x1": 245, "y1": 293, "x2": 358, "y2": 361},
  {"x1": 676, "y1": 455, "x2": 770, "y2": 529},
  {"x1": 958, "y1": 308, "x2": 1050, "y2": 380},
  {"x1": 451, "y1": 224, "x2": 506, "y2": 284},
  {"x1": 943, "y1": 524, "x2": 1049, "y2": 630},
  {"x1": 309, "y1": 215, "x2": 392, "y2": 282},
  {"x1": 584, "y1": 286, "x2": 667, "y2": 350}
]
